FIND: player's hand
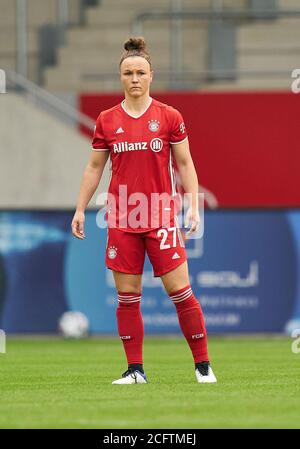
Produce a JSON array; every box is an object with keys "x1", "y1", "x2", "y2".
[
  {"x1": 71, "y1": 211, "x2": 85, "y2": 240},
  {"x1": 184, "y1": 207, "x2": 200, "y2": 239}
]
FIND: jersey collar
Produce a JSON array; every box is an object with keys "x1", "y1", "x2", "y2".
[{"x1": 121, "y1": 97, "x2": 153, "y2": 119}]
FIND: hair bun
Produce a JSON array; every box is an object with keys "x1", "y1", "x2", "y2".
[{"x1": 124, "y1": 37, "x2": 147, "y2": 52}]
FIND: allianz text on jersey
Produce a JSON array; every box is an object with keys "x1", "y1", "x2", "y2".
[{"x1": 113, "y1": 138, "x2": 163, "y2": 153}]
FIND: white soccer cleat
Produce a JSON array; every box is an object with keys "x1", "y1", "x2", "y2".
[
  {"x1": 112, "y1": 369, "x2": 148, "y2": 385},
  {"x1": 195, "y1": 362, "x2": 217, "y2": 383}
]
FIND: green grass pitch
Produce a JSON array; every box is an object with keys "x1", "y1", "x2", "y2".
[{"x1": 0, "y1": 336, "x2": 299, "y2": 429}]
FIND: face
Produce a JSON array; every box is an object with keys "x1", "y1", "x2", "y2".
[{"x1": 120, "y1": 56, "x2": 153, "y2": 98}]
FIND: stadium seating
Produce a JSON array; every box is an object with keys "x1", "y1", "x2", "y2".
[
  {"x1": 0, "y1": 0, "x2": 81, "y2": 82},
  {"x1": 1, "y1": 0, "x2": 300, "y2": 91},
  {"x1": 44, "y1": 0, "x2": 300, "y2": 92},
  {"x1": 203, "y1": 17, "x2": 300, "y2": 91}
]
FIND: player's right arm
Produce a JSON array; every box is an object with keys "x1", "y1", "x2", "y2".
[{"x1": 71, "y1": 150, "x2": 110, "y2": 239}]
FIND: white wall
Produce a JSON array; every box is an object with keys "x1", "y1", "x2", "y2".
[{"x1": 0, "y1": 92, "x2": 110, "y2": 209}]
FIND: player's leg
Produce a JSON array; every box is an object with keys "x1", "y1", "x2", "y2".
[
  {"x1": 106, "y1": 228, "x2": 147, "y2": 384},
  {"x1": 112, "y1": 271, "x2": 147, "y2": 384},
  {"x1": 113, "y1": 271, "x2": 142, "y2": 292},
  {"x1": 146, "y1": 226, "x2": 216, "y2": 383},
  {"x1": 162, "y1": 263, "x2": 216, "y2": 383}
]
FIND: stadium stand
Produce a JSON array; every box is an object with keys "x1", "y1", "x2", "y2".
[
  {"x1": 1, "y1": 0, "x2": 299, "y2": 91},
  {"x1": 43, "y1": 0, "x2": 299, "y2": 92},
  {"x1": 0, "y1": 0, "x2": 81, "y2": 83}
]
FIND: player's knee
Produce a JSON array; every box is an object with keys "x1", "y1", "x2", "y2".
[{"x1": 164, "y1": 282, "x2": 190, "y2": 296}]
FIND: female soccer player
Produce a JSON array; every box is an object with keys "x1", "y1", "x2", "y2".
[{"x1": 71, "y1": 37, "x2": 217, "y2": 384}]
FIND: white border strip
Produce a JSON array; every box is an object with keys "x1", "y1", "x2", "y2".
[
  {"x1": 121, "y1": 97, "x2": 153, "y2": 119},
  {"x1": 169, "y1": 150, "x2": 176, "y2": 196},
  {"x1": 170, "y1": 136, "x2": 188, "y2": 145}
]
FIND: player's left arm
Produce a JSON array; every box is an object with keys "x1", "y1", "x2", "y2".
[{"x1": 171, "y1": 139, "x2": 200, "y2": 236}]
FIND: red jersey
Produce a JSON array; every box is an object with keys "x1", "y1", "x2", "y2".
[{"x1": 92, "y1": 97, "x2": 188, "y2": 232}]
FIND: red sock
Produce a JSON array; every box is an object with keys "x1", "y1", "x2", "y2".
[
  {"x1": 116, "y1": 292, "x2": 144, "y2": 365},
  {"x1": 170, "y1": 285, "x2": 209, "y2": 363}
]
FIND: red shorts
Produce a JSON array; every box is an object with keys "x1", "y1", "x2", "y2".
[{"x1": 105, "y1": 222, "x2": 187, "y2": 277}]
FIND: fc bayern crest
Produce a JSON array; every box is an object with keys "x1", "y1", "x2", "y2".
[
  {"x1": 148, "y1": 119, "x2": 160, "y2": 132},
  {"x1": 108, "y1": 246, "x2": 117, "y2": 259}
]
